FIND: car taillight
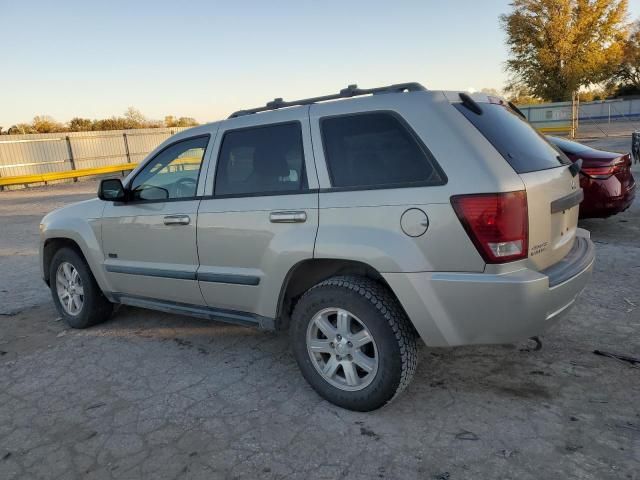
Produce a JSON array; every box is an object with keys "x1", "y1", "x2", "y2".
[
  {"x1": 451, "y1": 191, "x2": 528, "y2": 264},
  {"x1": 581, "y1": 156, "x2": 627, "y2": 179}
]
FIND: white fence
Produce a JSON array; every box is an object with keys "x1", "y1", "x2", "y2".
[{"x1": 0, "y1": 127, "x2": 190, "y2": 180}]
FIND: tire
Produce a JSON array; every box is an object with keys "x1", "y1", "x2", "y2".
[
  {"x1": 49, "y1": 247, "x2": 113, "y2": 329},
  {"x1": 290, "y1": 275, "x2": 418, "y2": 411}
]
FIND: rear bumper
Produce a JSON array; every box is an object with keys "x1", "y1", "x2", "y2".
[
  {"x1": 384, "y1": 229, "x2": 595, "y2": 347},
  {"x1": 579, "y1": 176, "x2": 636, "y2": 218}
]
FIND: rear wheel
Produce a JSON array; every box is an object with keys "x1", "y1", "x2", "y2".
[
  {"x1": 49, "y1": 247, "x2": 113, "y2": 328},
  {"x1": 291, "y1": 275, "x2": 418, "y2": 411}
]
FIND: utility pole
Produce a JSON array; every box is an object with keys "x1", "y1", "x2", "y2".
[{"x1": 571, "y1": 92, "x2": 579, "y2": 139}]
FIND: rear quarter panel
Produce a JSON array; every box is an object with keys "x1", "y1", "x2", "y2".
[{"x1": 310, "y1": 91, "x2": 525, "y2": 273}]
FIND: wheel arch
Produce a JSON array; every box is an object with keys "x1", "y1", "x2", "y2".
[
  {"x1": 276, "y1": 258, "x2": 408, "y2": 331},
  {"x1": 42, "y1": 237, "x2": 88, "y2": 285}
]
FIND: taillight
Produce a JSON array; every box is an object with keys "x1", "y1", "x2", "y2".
[
  {"x1": 581, "y1": 156, "x2": 627, "y2": 179},
  {"x1": 451, "y1": 191, "x2": 528, "y2": 264}
]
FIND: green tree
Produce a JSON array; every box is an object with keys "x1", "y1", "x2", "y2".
[
  {"x1": 501, "y1": 0, "x2": 629, "y2": 102},
  {"x1": 614, "y1": 20, "x2": 640, "y2": 89}
]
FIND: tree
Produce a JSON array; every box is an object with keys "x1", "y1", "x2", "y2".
[
  {"x1": 123, "y1": 107, "x2": 147, "y2": 129},
  {"x1": 8, "y1": 123, "x2": 36, "y2": 134},
  {"x1": 613, "y1": 83, "x2": 640, "y2": 95},
  {"x1": 32, "y1": 115, "x2": 65, "y2": 133},
  {"x1": 5, "y1": 108, "x2": 197, "y2": 134},
  {"x1": 165, "y1": 115, "x2": 199, "y2": 127},
  {"x1": 176, "y1": 117, "x2": 198, "y2": 127},
  {"x1": 613, "y1": 20, "x2": 640, "y2": 89},
  {"x1": 68, "y1": 117, "x2": 93, "y2": 131},
  {"x1": 501, "y1": 0, "x2": 629, "y2": 102}
]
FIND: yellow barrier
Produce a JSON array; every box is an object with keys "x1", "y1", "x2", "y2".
[
  {"x1": 0, "y1": 154, "x2": 204, "y2": 188},
  {"x1": 0, "y1": 163, "x2": 137, "y2": 187},
  {"x1": 538, "y1": 125, "x2": 572, "y2": 134}
]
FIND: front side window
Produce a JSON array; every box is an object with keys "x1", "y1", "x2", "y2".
[
  {"x1": 321, "y1": 112, "x2": 445, "y2": 189},
  {"x1": 214, "y1": 122, "x2": 307, "y2": 197},
  {"x1": 130, "y1": 136, "x2": 208, "y2": 201}
]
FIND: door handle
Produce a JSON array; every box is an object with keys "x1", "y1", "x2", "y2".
[
  {"x1": 163, "y1": 215, "x2": 191, "y2": 226},
  {"x1": 269, "y1": 211, "x2": 307, "y2": 223}
]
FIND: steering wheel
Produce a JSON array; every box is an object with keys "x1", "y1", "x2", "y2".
[{"x1": 175, "y1": 177, "x2": 197, "y2": 198}]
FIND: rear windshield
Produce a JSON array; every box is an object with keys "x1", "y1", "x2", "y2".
[{"x1": 454, "y1": 103, "x2": 571, "y2": 173}]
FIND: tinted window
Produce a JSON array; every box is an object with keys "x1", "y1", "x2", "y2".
[
  {"x1": 130, "y1": 136, "x2": 208, "y2": 201},
  {"x1": 321, "y1": 113, "x2": 444, "y2": 188},
  {"x1": 214, "y1": 123, "x2": 307, "y2": 196},
  {"x1": 454, "y1": 103, "x2": 571, "y2": 173}
]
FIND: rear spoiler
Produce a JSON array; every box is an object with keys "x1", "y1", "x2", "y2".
[{"x1": 457, "y1": 93, "x2": 528, "y2": 121}]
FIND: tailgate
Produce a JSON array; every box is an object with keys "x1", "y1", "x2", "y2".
[
  {"x1": 451, "y1": 95, "x2": 582, "y2": 271},
  {"x1": 520, "y1": 166, "x2": 582, "y2": 270}
]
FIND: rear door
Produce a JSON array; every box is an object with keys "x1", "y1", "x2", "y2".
[
  {"x1": 196, "y1": 109, "x2": 319, "y2": 320},
  {"x1": 454, "y1": 100, "x2": 581, "y2": 270}
]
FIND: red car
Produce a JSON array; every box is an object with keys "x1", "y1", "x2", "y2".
[{"x1": 547, "y1": 136, "x2": 636, "y2": 218}]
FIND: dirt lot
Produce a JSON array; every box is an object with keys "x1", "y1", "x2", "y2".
[{"x1": 1, "y1": 141, "x2": 639, "y2": 479}]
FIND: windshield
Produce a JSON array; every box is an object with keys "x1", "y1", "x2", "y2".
[{"x1": 454, "y1": 103, "x2": 571, "y2": 174}]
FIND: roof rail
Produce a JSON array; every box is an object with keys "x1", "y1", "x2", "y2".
[{"x1": 228, "y1": 82, "x2": 426, "y2": 118}]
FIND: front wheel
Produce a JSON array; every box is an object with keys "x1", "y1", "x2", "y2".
[
  {"x1": 49, "y1": 247, "x2": 113, "y2": 329},
  {"x1": 291, "y1": 276, "x2": 418, "y2": 411}
]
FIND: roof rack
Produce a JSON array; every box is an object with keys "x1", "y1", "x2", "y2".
[{"x1": 228, "y1": 82, "x2": 426, "y2": 118}]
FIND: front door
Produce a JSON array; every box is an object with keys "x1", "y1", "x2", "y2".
[
  {"x1": 197, "y1": 111, "x2": 319, "y2": 321},
  {"x1": 101, "y1": 134, "x2": 212, "y2": 305}
]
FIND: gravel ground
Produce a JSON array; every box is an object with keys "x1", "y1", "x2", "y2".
[{"x1": 0, "y1": 141, "x2": 638, "y2": 479}]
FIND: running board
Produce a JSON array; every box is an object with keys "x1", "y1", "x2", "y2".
[{"x1": 110, "y1": 293, "x2": 275, "y2": 330}]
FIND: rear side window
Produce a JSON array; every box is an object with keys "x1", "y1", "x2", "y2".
[
  {"x1": 454, "y1": 103, "x2": 570, "y2": 173},
  {"x1": 321, "y1": 112, "x2": 445, "y2": 189},
  {"x1": 214, "y1": 122, "x2": 307, "y2": 197}
]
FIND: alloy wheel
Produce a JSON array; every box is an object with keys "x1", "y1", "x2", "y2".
[
  {"x1": 306, "y1": 307, "x2": 379, "y2": 391},
  {"x1": 55, "y1": 262, "x2": 84, "y2": 316}
]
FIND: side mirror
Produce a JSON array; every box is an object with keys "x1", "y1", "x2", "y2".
[{"x1": 98, "y1": 178, "x2": 126, "y2": 202}]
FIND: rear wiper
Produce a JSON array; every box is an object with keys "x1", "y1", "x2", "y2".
[{"x1": 508, "y1": 101, "x2": 526, "y2": 120}]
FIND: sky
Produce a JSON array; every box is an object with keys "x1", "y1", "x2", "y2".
[{"x1": 2, "y1": 0, "x2": 640, "y2": 127}]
